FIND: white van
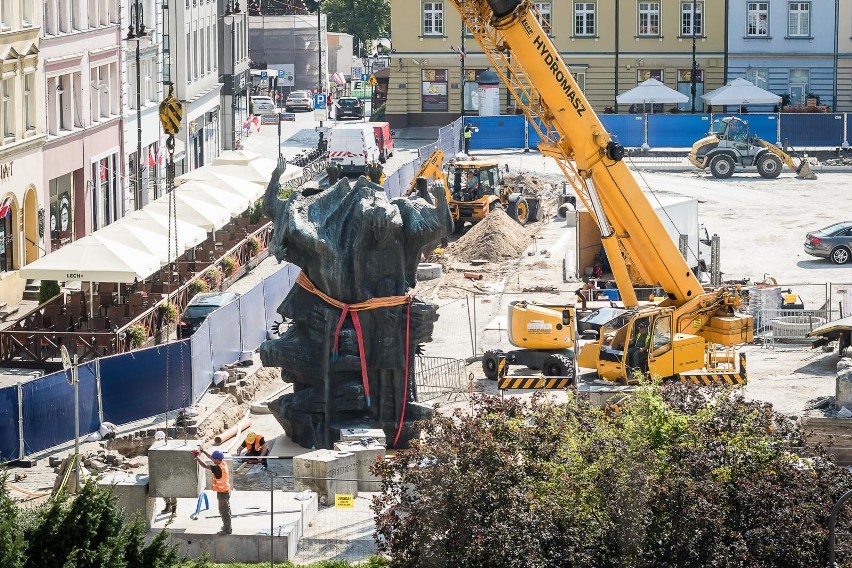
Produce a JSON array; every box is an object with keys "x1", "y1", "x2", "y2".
[{"x1": 328, "y1": 124, "x2": 380, "y2": 175}]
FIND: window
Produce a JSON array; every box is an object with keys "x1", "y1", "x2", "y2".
[
  {"x1": 534, "y1": 2, "x2": 552, "y2": 29},
  {"x1": 747, "y1": 2, "x2": 769, "y2": 37},
  {"x1": 2, "y1": 79, "x2": 15, "y2": 140},
  {"x1": 92, "y1": 155, "x2": 118, "y2": 229},
  {"x1": 423, "y1": 2, "x2": 443, "y2": 36},
  {"x1": 23, "y1": 74, "x2": 34, "y2": 131},
  {"x1": 745, "y1": 67, "x2": 768, "y2": 90},
  {"x1": 22, "y1": 0, "x2": 33, "y2": 26},
  {"x1": 49, "y1": 174, "x2": 73, "y2": 250},
  {"x1": 789, "y1": 68, "x2": 809, "y2": 105},
  {"x1": 638, "y1": 2, "x2": 660, "y2": 36},
  {"x1": 0, "y1": 0, "x2": 11, "y2": 28},
  {"x1": 788, "y1": 2, "x2": 809, "y2": 37},
  {"x1": 575, "y1": 2, "x2": 595, "y2": 36},
  {"x1": 59, "y1": 0, "x2": 69, "y2": 32},
  {"x1": 681, "y1": 1, "x2": 702, "y2": 36},
  {"x1": 0, "y1": 200, "x2": 13, "y2": 272},
  {"x1": 44, "y1": 0, "x2": 57, "y2": 35},
  {"x1": 421, "y1": 68, "x2": 448, "y2": 111}
]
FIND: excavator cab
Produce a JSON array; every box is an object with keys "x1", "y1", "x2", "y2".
[{"x1": 447, "y1": 160, "x2": 506, "y2": 233}]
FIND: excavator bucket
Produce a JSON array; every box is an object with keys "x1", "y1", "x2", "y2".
[{"x1": 796, "y1": 160, "x2": 817, "y2": 180}]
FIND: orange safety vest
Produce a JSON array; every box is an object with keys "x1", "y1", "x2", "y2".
[
  {"x1": 211, "y1": 461, "x2": 230, "y2": 493},
  {"x1": 244, "y1": 436, "x2": 264, "y2": 453}
]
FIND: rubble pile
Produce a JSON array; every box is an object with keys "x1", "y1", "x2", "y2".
[
  {"x1": 449, "y1": 209, "x2": 532, "y2": 262},
  {"x1": 502, "y1": 171, "x2": 554, "y2": 197},
  {"x1": 49, "y1": 450, "x2": 141, "y2": 474}
]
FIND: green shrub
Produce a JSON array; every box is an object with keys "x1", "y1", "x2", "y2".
[
  {"x1": 38, "y1": 280, "x2": 61, "y2": 304},
  {"x1": 249, "y1": 201, "x2": 264, "y2": 225},
  {"x1": 188, "y1": 279, "x2": 209, "y2": 297},
  {"x1": 204, "y1": 267, "x2": 223, "y2": 289},
  {"x1": 127, "y1": 323, "x2": 147, "y2": 348},
  {"x1": 158, "y1": 301, "x2": 179, "y2": 324},
  {"x1": 247, "y1": 236, "x2": 262, "y2": 256},
  {"x1": 370, "y1": 102, "x2": 386, "y2": 121},
  {"x1": 221, "y1": 255, "x2": 239, "y2": 277}
]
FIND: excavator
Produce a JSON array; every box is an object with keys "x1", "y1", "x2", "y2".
[
  {"x1": 450, "y1": 0, "x2": 752, "y2": 385},
  {"x1": 688, "y1": 116, "x2": 816, "y2": 180},
  {"x1": 405, "y1": 149, "x2": 531, "y2": 233}
]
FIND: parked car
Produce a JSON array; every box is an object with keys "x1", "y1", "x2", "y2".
[
  {"x1": 804, "y1": 221, "x2": 852, "y2": 264},
  {"x1": 178, "y1": 292, "x2": 240, "y2": 338},
  {"x1": 250, "y1": 96, "x2": 276, "y2": 115},
  {"x1": 334, "y1": 96, "x2": 364, "y2": 120},
  {"x1": 285, "y1": 90, "x2": 314, "y2": 112},
  {"x1": 328, "y1": 123, "x2": 381, "y2": 175},
  {"x1": 372, "y1": 122, "x2": 395, "y2": 162}
]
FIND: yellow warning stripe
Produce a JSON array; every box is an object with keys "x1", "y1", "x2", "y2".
[
  {"x1": 679, "y1": 373, "x2": 746, "y2": 386},
  {"x1": 498, "y1": 376, "x2": 573, "y2": 390}
]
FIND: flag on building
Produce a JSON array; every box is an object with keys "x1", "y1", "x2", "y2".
[{"x1": 0, "y1": 196, "x2": 12, "y2": 218}]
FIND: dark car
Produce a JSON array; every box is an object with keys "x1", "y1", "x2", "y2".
[
  {"x1": 334, "y1": 97, "x2": 364, "y2": 120},
  {"x1": 804, "y1": 221, "x2": 852, "y2": 264},
  {"x1": 178, "y1": 292, "x2": 240, "y2": 337}
]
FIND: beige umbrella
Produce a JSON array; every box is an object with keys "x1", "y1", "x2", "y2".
[
  {"x1": 212, "y1": 149, "x2": 263, "y2": 165},
  {"x1": 175, "y1": 181, "x2": 254, "y2": 216},
  {"x1": 146, "y1": 193, "x2": 233, "y2": 232}
]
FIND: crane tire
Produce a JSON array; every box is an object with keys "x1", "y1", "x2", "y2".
[
  {"x1": 482, "y1": 349, "x2": 503, "y2": 380},
  {"x1": 542, "y1": 354, "x2": 575, "y2": 380},
  {"x1": 507, "y1": 195, "x2": 530, "y2": 224}
]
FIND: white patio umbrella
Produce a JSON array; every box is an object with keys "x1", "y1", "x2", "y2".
[
  {"x1": 616, "y1": 78, "x2": 689, "y2": 105},
  {"x1": 19, "y1": 235, "x2": 162, "y2": 283},
  {"x1": 93, "y1": 223, "x2": 176, "y2": 263},
  {"x1": 178, "y1": 158, "x2": 278, "y2": 186},
  {"x1": 701, "y1": 78, "x2": 780, "y2": 107},
  {"x1": 212, "y1": 149, "x2": 263, "y2": 165},
  {"x1": 175, "y1": 181, "x2": 254, "y2": 216},
  {"x1": 174, "y1": 171, "x2": 266, "y2": 202},
  {"x1": 146, "y1": 192, "x2": 233, "y2": 232},
  {"x1": 119, "y1": 209, "x2": 208, "y2": 255}
]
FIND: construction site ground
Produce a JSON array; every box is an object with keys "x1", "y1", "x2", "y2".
[{"x1": 5, "y1": 133, "x2": 849, "y2": 563}]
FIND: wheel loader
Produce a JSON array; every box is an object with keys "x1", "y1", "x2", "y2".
[
  {"x1": 482, "y1": 301, "x2": 576, "y2": 382},
  {"x1": 405, "y1": 150, "x2": 538, "y2": 233},
  {"x1": 688, "y1": 116, "x2": 816, "y2": 180}
]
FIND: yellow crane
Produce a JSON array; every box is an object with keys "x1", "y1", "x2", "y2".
[{"x1": 449, "y1": 0, "x2": 752, "y2": 384}]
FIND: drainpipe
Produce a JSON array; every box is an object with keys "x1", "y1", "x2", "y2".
[
  {"x1": 723, "y1": 0, "x2": 729, "y2": 84},
  {"x1": 834, "y1": 0, "x2": 839, "y2": 113},
  {"x1": 614, "y1": 0, "x2": 619, "y2": 113}
]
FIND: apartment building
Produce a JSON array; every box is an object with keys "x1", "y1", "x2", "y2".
[
  {"x1": 248, "y1": 12, "x2": 328, "y2": 94},
  {"x1": 41, "y1": 0, "x2": 123, "y2": 255},
  {"x1": 166, "y1": 0, "x2": 223, "y2": 175},
  {"x1": 387, "y1": 1, "x2": 726, "y2": 127},
  {"x1": 217, "y1": 0, "x2": 251, "y2": 151},
  {"x1": 0, "y1": 1, "x2": 45, "y2": 304},
  {"x1": 122, "y1": 0, "x2": 166, "y2": 209}
]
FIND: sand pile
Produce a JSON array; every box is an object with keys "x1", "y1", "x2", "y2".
[
  {"x1": 502, "y1": 171, "x2": 554, "y2": 197},
  {"x1": 449, "y1": 209, "x2": 532, "y2": 262}
]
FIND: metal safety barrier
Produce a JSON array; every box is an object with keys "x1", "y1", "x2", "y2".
[{"x1": 414, "y1": 355, "x2": 469, "y2": 402}]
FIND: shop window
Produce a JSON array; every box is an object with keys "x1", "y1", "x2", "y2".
[
  {"x1": 421, "y1": 69, "x2": 448, "y2": 112},
  {"x1": 49, "y1": 174, "x2": 73, "y2": 250},
  {"x1": 0, "y1": 196, "x2": 13, "y2": 272}
]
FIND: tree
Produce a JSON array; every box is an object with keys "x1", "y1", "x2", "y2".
[
  {"x1": 373, "y1": 385, "x2": 852, "y2": 567},
  {"x1": 303, "y1": 0, "x2": 390, "y2": 45}
]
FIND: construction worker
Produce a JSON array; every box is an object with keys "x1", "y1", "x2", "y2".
[
  {"x1": 236, "y1": 432, "x2": 269, "y2": 467},
  {"x1": 193, "y1": 446, "x2": 232, "y2": 535},
  {"x1": 628, "y1": 320, "x2": 651, "y2": 374},
  {"x1": 463, "y1": 124, "x2": 473, "y2": 154},
  {"x1": 151, "y1": 431, "x2": 177, "y2": 516}
]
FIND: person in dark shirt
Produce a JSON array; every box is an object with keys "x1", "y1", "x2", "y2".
[
  {"x1": 236, "y1": 431, "x2": 269, "y2": 468},
  {"x1": 194, "y1": 447, "x2": 232, "y2": 535}
]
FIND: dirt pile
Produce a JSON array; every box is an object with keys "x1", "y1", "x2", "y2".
[
  {"x1": 449, "y1": 209, "x2": 532, "y2": 262},
  {"x1": 502, "y1": 171, "x2": 555, "y2": 197}
]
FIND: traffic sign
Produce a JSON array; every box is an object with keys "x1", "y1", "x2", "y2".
[
  {"x1": 314, "y1": 93, "x2": 327, "y2": 109},
  {"x1": 366, "y1": 74, "x2": 378, "y2": 87},
  {"x1": 351, "y1": 66, "x2": 361, "y2": 76},
  {"x1": 261, "y1": 71, "x2": 268, "y2": 79},
  {"x1": 361, "y1": 73, "x2": 368, "y2": 82}
]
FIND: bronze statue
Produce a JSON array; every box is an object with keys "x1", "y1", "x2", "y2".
[{"x1": 260, "y1": 159, "x2": 452, "y2": 449}]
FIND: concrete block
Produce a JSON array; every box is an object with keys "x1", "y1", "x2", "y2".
[
  {"x1": 339, "y1": 427, "x2": 386, "y2": 447},
  {"x1": 148, "y1": 439, "x2": 204, "y2": 498},
  {"x1": 99, "y1": 473, "x2": 155, "y2": 527},
  {"x1": 293, "y1": 449, "x2": 358, "y2": 505},
  {"x1": 334, "y1": 441, "x2": 386, "y2": 492},
  {"x1": 836, "y1": 358, "x2": 852, "y2": 410}
]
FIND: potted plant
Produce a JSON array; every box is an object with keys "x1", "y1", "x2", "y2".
[
  {"x1": 127, "y1": 323, "x2": 147, "y2": 349},
  {"x1": 247, "y1": 235, "x2": 262, "y2": 256},
  {"x1": 38, "y1": 280, "x2": 61, "y2": 304},
  {"x1": 159, "y1": 301, "x2": 179, "y2": 324},
  {"x1": 221, "y1": 255, "x2": 239, "y2": 277},
  {"x1": 204, "y1": 267, "x2": 223, "y2": 290},
  {"x1": 806, "y1": 93, "x2": 819, "y2": 107},
  {"x1": 188, "y1": 279, "x2": 209, "y2": 298}
]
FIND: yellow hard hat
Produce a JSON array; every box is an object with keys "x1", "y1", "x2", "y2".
[{"x1": 245, "y1": 432, "x2": 256, "y2": 444}]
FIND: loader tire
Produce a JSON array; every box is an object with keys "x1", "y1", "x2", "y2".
[
  {"x1": 709, "y1": 154, "x2": 735, "y2": 179},
  {"x1": 756, "y1": 153, "x2": 782, "y2": 179},
  {"x1": 542, "y1": 354, "x2": 574, "y2": 380},
  {"x1": 482, "y1": 349, "x2": 503, "y2": 380},
  {"x1": 507, "y1": 195, "x2": 529, "y2": 225}
]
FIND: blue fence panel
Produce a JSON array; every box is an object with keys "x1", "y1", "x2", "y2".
[
  {"x1": 239, "y1": 282, "x2": 270, "y2": 354},
  {"x1": 209, "y1": 301, "x2": 242, "y2": 372},
  {"x1": 191, "y1": 321, "x2": 214, "y2": 402},
  {"x1": 781, "y1": 113, "x2": 844, "y2": 148},
  {"x1": 464, "y1": 116, "x2": 526, "y2": 149},
  {"x1": 100, "y1": 342, "x2": 191, "y2": 426},
  {"x1": 265, "y1": 264, "x2": 297, "y2": 330},
  {"x1": 0, "y1": 385, "x2": 18, "y2": 461},
  {"x1": 648, "y1": 114, "x2": 712, "y2": 148},
  {"x1": 22, "y1": 366, "x2": 99, "y2": 455},
  {"x1": 600, "y1": 115, "x2": 646, "y2": 148},
  {"x1": 726, "y1": 113, "x2": 779, "y2": 143}
]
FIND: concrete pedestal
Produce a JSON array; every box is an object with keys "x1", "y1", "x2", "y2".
[
  {"x1": 293, "y1": 449, "x2": 358, "y2": 505},
  {"x1": 334, "y1": 441, "x2": 386, "y2": 492},
  {"x1": 148, "y1": 439, "x2": 204, "y2": 498},
  {"x1": 99, "y1": 473, "x2": 155, "y2": 527},
  {"x1": 339, "y1": 428, "x2": 386, "y2": 447},
  {"x1": 836, "y1": 358, "x2": 852, "y2": 410}
]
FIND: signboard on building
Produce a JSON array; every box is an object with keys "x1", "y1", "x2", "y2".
[{"x1": 268, "y1": 64, "x2": 295, "y2": 87}]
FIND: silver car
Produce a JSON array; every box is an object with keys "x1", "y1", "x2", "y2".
[
  {"x1": 285, "y1": 90, "x2": 314, "y2": 112},
  {"x1": 804, "y1": 221, "x2": 852, "y2": 264}
]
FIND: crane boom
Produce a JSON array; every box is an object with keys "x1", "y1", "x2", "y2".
[{"x1": 449, "y1": 0, "x2": 705, "y2": 308}]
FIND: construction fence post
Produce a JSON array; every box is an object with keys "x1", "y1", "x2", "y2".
[
  {"x1": 95, "y1": 359, "x2": 104, "y2": 424},
  {"x1": 17, "y1": 381, "x2": 23, "y2": 461}
]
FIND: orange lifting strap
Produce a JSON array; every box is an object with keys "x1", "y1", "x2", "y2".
[{"x1": 296, "y1": 272, "x2": 413, "y2": 446}]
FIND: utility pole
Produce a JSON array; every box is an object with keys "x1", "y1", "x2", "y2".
[
  {"x1": 690, "y1": 0, "x2": 698, "y2": 113},
  {"x1": 460, "y1": 20, "x2": 466, "y2": 117},
  {"x1": 317, "y1": 0, "x2": 326, "y2": 152},
  {"x1": 126, "y1": 0, "x2": 148, "y2": 207}
]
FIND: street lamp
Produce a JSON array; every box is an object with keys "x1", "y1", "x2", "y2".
[
  {"x1": 317, "y1": 0, "x2": 326, "y2": 152},
  {"x1": 690, "y1": 0, "x2": 698, "y2": 113},
  {"x1": 126, "y1": 0, "x2": 148, "y2": 208},
  {"x1": 223, "y1": 0, "x2": 242, "y2": 150}
]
